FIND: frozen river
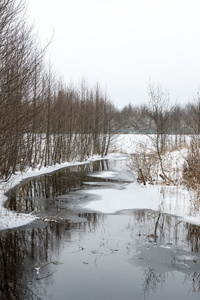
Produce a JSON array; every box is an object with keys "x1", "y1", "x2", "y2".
[{"x1": 1, "y1": 157, "x2": 200, "y2": 300}]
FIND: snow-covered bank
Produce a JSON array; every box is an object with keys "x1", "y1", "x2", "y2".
[{"x1": 0, "y1": 155, "x2": 109, "y2": 230}]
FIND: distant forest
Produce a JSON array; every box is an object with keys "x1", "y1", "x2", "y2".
[
  {"x1": 118, "y1": 98, "x2": 200, "y2": 135},
  {"x1": 1, "y1": 0, "x2": 200, "y2": 180}
]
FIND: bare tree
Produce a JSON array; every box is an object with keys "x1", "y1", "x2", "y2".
[{"x1": 146, "y1": 82, "x2": 174, "y2": 183}]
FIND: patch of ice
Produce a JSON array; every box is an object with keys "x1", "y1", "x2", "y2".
[
  {"x1": 80, "y1": 182, "x2": 162, "y2": 214},
  {"x1": 87, "y1": 171, "x2": 118, "y2": 179}
]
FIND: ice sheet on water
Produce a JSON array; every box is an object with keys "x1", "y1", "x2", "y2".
[
  {"x1": 130, "y1": 243, "x2": 200, "y2": 274},
  {"x1": 83, "y1": 181, "x2": 126, "y2": 189},
  {"x1": 87, "y1": 169, "x2": 135, "y2": 182},
  {"x1": 87, "y1": 171, "x2": 118, "y2": 178},
  {"x1": 56, "y1": 191, "x2": 100, "y2": 208}
]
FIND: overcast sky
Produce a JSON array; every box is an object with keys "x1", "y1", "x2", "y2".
[{"x1": 27, "y1": 0, "x2": 200, "y2": 109}]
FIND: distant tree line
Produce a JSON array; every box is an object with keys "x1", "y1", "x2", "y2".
[
  {"x1": 0, "y1": 0, "x2": 117, "y2": 180},
  {"x1": 118, "y1": 92, "x2": 200, "y2": 136}
]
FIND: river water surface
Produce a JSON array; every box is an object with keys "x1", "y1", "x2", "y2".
[{"x1": 1, "y1": 157, "x2": 200, "y2": 300}]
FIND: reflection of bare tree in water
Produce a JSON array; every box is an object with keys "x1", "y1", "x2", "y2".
[
  {"x1": 186, "y1": 223, "x2": 200, "y2": 253},
  {"x1": 130, "y1": 210, "x2": 180, "y2": 245},
  {"x1": 184, "y1": 272, "x2": 200, "y2": 296},
  {"x1": 6, "y1": 160, "x2": 111, "y2": 213},
  {"x1": 128, "y1": 210, "x2": 200, "y2": 297},
  {"x1": 142, "y1": 268, "x2": 166, "y2": 296},
  {"x1": 79, "y1": 213, "x2": 105, "y2": 232},
  {"x1": 92, "y1": 159, "x2": 109, "y2": 172},
  {"x1": 143, "y1": 269, "x2": 200, "y2": 298},
  {"x1": 131, "y1": 209, "x2": 200, "y2": 252},
  {"x1": 0, "y1": 212, "x2": 103, "y2": 300},
  {"x1": 0, "y1": 227, "x2": 53, "y2": 299}
]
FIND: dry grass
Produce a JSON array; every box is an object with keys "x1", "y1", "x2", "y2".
[{"x1": 130, "y1": 137, "x2": 189, "y2": 186}]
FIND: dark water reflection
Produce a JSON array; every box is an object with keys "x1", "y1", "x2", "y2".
[
  {"x1": 1, "y1": 211, "x2": 200, "y2": 300},
  {"x1": 0, "y1": 214, "x2": 103, "y2": 300},
  {"x1": 1, "y1": 158, "x2": 200, "y2": 299},
  {"x1": 5, "y1": 160, "x2": 112, "y2": 216}
]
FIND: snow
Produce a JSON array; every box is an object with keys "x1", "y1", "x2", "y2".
[
  {"x1": 79, "y1": 170, "x2": 200, "y2": 226},
  {"x1": 1, "y1": 134, "x2": 200, "y2": 230},
  {"x1": 80, "y1": 182, "x2": 162, "y2": 213}
]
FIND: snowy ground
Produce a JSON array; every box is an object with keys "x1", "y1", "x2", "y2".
[{"x1": 1, "y1": 134, "x2": 200, "y2": 230}]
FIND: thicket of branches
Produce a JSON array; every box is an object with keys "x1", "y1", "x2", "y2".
[
  {"x1": 0, "y1": 0, "x2": 117, "y2": 180},
  {"x1": 183, "y1": 138, "x2": 200, "y2": 186}
]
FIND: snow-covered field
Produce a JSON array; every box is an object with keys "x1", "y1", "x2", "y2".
[{"x1": 1, "y1": 134, "x2": 200, "y2": 230}]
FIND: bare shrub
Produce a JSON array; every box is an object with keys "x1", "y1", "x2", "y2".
[
  {"x1": 183, "y1": 137, "x2": 200, "y2": 188},
  {"x1": 130, "y1": 135, "x2": 183, "y2": 185},
  {"x1": 182, "y1": 137, "x2": 200, "y2": 214},
  {"x1": 130, "y1": 142, "x2": 159, "y2": 184}
]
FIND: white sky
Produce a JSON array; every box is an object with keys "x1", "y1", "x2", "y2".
[{"x1": 27, "y1": 0, "x2": 200, "y2": 109}]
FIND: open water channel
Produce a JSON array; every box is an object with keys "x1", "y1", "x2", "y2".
[{"x1": 1, "y1": 156, "x2": 200, "y2": 300}]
